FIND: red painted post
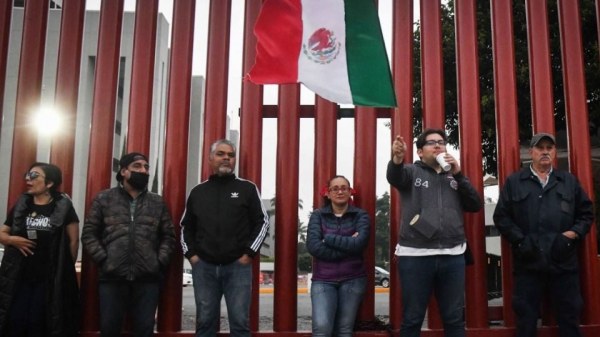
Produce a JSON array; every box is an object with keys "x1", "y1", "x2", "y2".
[
  {"x1": 126, "y1": 0, "x2": 159, "y2": 154},
  {"x1": 201, "y1": 0, "x2": 231, "y2": 179},
  {"x1": 80, "y1": 0, "x2": 125, "y2": 332},
  {"x1": 557, "y1": 0, "x2": 600, "y2": 324},
  {"x1": 353, "y1": 107, "x2": 377, "y2": 321},
  {"x1": 454, "y1": 0, "x2": 487, "y2": 328},
  {"x1": 158, "y1": 0, "x2": 196, "y2": 331},
  {"x1": 525, "y1": 0, "x2": 555, "y2": 132},
  {"x1": 50, "y1": 0, "x2": 86, "y2": 196},
  {"x1": 240, "y1": 0, "x2": 264, "y2": 331},
  {"x1": 419, "y1": 0, "x2": 445, "y2": 129},
  {"x1": 0, "y1": 0, "x2": 13, "y2": 134},
  {"x1": 313, "y1": 97, "x2": 337, "y2": 209},
  {"x1": 490, "y1": 0, "x2": 520, "y2": 327},
  {"x1": 390, "y1": 0, "x2": 414, "y2": 330},
  {"x1": 420, "y1": 0, "x2": 445, "y2": 328},
  {"x1": 7, "y1": 0, "x2": 48, "y2": 209},
  {"x1": 273, "y1": 84, "x2": 300, "y2": 332}
]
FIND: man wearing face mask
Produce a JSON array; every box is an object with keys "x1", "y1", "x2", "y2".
[
  {"x1": 82, "y1": 152, "x2": 176, "y2": 337},
  {"x1": 181, "y1": 139, "x2": 269, "y2": 337}
]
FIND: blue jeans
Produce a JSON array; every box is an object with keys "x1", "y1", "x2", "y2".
[
  {"x1": 191, "y1": 259, "x2": 252, "y2": 337},
  {"x1": 397, "y1": 255, "x2": 466, "y2": 337},
  {"x1": 513, "y1": 271, "x2": 583, "y2": 337},
  {"x1": 310, "y1": 277, "x2": 367, "y2": 337},
  {"x1": 98, "y1": 280, "x2": 160, "y2": 337}
]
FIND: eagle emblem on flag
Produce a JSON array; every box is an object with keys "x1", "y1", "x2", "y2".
[{"x1": 302, "y1": 28, "x2": 341, "y2": 64}]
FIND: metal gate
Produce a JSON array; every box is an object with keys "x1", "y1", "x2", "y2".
[{"x1": 0, "y1": 0, "x2": 598, "y2": 336}]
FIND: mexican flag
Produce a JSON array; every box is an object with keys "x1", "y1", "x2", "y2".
[{"x1": 246, "y1": 0, "x2": 397, "y2": 107}]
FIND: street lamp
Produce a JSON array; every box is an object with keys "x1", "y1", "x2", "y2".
[{"x1": 33, "y1": 106, "x2": 62, "y2": 136}]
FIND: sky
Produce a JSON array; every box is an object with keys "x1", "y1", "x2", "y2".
[{"x1": 81, "y1": 0, "x2": 496, "y2": 220}]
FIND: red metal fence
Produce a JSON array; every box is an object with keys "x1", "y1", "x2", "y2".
[{"x1": 0, "y1": 0, "x2": 599, "y2": 336}]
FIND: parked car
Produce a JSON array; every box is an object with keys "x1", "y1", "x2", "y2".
[
  {"x1": 183, "y1": 269, "x2": 193, "y2": 287},
  {"x1": 374, "y1": 266, "x2": 390, "y2": 288}
]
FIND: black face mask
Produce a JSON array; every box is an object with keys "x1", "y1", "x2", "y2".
[{"x1": 127, "y1": 171, "x2": 149, "y2": 190}]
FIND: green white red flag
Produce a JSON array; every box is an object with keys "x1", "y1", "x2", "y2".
[{"x1": 246, "y1": 0, "x2": 397, "y2": 107}]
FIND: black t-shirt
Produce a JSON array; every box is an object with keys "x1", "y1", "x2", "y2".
[{"x1": 5, "y1": 200, "x2": 79, "y2": 282}]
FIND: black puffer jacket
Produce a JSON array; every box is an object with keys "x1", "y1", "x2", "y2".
[
  {"x1": 81, "y1": 187, "x2": 176, "y2": 281},
  {"x1": 0, "y1": 193, "x2": 80, "y2": 337}
]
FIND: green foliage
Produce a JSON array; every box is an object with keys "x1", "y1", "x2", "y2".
[
  {"x1": 410, "y1": 0, "x2": 600, "y2": 176},
  {"x1": 374, "y1": 192, "x2": 391, "y2": 267}
]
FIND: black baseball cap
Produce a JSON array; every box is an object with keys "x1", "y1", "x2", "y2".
[
  {"x1": 530, "y1": 133, "x2": 556, "y2": 147},
  {"x1": 116, "y1": 152, "x2": 148, "y2": 181}
]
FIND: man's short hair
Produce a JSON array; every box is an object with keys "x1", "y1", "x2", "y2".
[
  {"x1": 209, "y1": 139, "x2": 236, "y2": 156},
  {"x1": 415, "y1": 128, "x2": 447, "y2": 149}
]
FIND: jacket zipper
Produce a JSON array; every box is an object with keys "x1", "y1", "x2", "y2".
[{"x1": 128, "y1": 198, "x2": 137, "y2": 281}]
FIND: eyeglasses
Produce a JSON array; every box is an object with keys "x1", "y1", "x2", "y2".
[
  {"x1": 24, "y1": 171, "x2": 45, "y2": 181},
  {"x1": 424, "y1": 140, "x2": 446, "y2": 146},
  {"x1": 329, "y1": 186, "x2": 350, "y2": 193}
]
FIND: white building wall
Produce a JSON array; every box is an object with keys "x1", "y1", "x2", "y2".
[{"x1": 0, "y1": 9, "x2": 176, "y2": 226}]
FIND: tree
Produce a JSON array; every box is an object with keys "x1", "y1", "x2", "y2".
[
  {"x1": 374, "y1": 192, "x2": 391, "y2": 268},
  {"x1": 409, "y1": 0, "x2": 599, "y2": 176}
]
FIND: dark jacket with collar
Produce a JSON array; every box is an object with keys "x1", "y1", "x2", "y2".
[
  {"x1": 493, "y1": 167, "x2": 593, "y2": 273},
  {"x1": 81, "y1": 186, "x2": 176, "y2": 282},
  {"x1": 180, "y1": 174, "x2": 270, "y2": 265},
  {"x1": 0, "y1": 193, "x2": 80, "y2": 337},
  {"x1": 306, "y1": 204, "x2": 370, "y2": 282},
  {"x1": 387, "y1": 160, "x2": 482, "y2": 249}
]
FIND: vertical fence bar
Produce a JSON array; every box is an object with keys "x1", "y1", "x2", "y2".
[
  {"x1": 240, "y1": 0, "x2": 264, "y2": 331},
  {"x1": 7, "y1": 0, "x2": 48, "y2": 209},
  {"x1": 158, "y1": 0, "x2": 196, "y2": 331},
  {"x1": 126, "y1": 0, "x2": 159, "y2": 154},
  {"x1": 353, "y1": 107, "x2": 377, "y2": 322},
  {"x1": 201, "y1": 0, "x2": 231, "y2": 179},
  {"x1": 313, "y1": 97, "x2": 337, "y2": 209},
  {"x1": 490, "y1": 0, "x2": 520, "y2": 328},
  {"x1": 273, "y1": 84, "x2": 300, "y2": 332},
  {"x1": 390, "y1": 0, "x2": 414, "y2": 330},
  {"x1": 419, "y1": 0, "x2": 444, "y2": 129},
  {"x1": 557, "y1": 0, "x2": 600, "y2": 324},
  {"x1": 454, "y1": 0, "x2": 487, "y2": 328},
  {"x1": 0, "y1": 0, "x2": 13, "y2": 135},
  {"x1": 50, "y1": 0, "x2": 86, "y2": 196},
  {"x1": 80, "y1": 0, "x2": 125, "y2": 333},
  {"x1": 525, "y1": 0, "x2": 556, "y2": 324},
  {"x1": 420, "y1": 0, "x2": 445, "y2": 328},
  {"x1": 525, "y1": 0, "x2": 555, "y2": 132}
]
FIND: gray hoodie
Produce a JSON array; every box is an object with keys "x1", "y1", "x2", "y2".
[{"x1": 387, "y1": 160, "x2": 482, "y2": 249}]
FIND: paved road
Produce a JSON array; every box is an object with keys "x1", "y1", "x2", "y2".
[{"x1": 181, "y1": 286, "x2": 391, "y2": 331}]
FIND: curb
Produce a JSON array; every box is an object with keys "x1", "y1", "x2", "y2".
[{"x1": 259, "y1": 287, "x2": 390, "y2": 294}]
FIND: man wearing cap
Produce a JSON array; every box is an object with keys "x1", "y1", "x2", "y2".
[
  {"x1": 181, "y1": 139, "x2": 269, "y2": 337},
  {"x1": 82, "y1": 152, "x2": 176, "y2": 337},
  {"x1": 494, "y1": 133, "x2": 593, "y2": 337}
]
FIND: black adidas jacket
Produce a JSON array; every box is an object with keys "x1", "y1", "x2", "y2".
[{"x1": 181, "y1": 174, "x2": 269, "y2": 265}]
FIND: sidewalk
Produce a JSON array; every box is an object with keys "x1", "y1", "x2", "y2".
[{"x1": 259, "y1": 287, "x2": 390, "y2": 294}]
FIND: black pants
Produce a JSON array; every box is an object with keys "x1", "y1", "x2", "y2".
[
  {"x1": 5, "y1": 281, "x2": 47, "y2": 337},
  {"x1": 513, "y1": 271, "x2": 583, "y2": 337}
]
